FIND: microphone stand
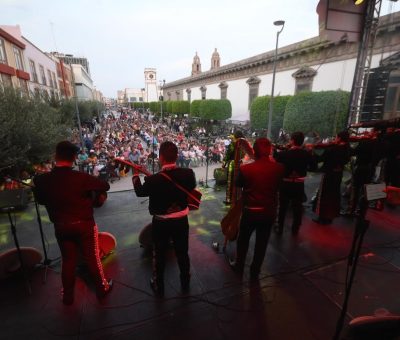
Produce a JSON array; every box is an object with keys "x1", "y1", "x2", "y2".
[
  {"x1": 333, "y1": 196, "x2": 369, "y2": 340},
  {"x1": 6, "y1": 176, "x2": 55, "y2": 283}
]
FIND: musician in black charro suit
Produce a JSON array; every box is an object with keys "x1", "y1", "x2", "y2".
[
  {"x1": 133, "y1": 141, "x2": 196, "y2": 297},
  {"x1": 274, "y1": 131, "x2": 315, "y2": 235},
  {"x1": 313, "y1": 131, "x2": 351, "y2": 224},
  {"x1": 33, "y1": 141, "x2": 112, "y2": 305}
]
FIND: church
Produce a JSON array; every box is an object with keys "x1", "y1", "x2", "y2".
[{"x1": 162, "y1": 11, "x2": 400, "y2": 122}]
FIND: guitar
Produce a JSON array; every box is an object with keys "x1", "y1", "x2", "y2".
[{"x1": 115, "y1": 157, "x2": 202, "y2": 210}]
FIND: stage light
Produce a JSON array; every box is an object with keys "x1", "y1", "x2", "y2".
[{"x1": 354, "y1": 0, "x2": 364, "y2": 5}]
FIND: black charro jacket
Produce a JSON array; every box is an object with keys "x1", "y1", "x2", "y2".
[{"x1": 133, "y1": 167, "x2": 196, "y2": 216}]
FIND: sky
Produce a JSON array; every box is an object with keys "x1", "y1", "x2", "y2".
[{"x1": 1, "y1": 0, "x2": 398, "y2": 98}]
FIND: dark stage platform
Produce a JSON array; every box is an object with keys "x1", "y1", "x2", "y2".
[{"x1": 1, "y1": 177, "x2": 400, "y2": 340}]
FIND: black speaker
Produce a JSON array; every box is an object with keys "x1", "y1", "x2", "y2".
[{"x1": 0, "y1": 188, "x2": 30, "y2": 209}]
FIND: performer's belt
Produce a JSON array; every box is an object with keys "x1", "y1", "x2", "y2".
[{"x1": 283, "y1": 177, "x2": 305, "y2": 183}]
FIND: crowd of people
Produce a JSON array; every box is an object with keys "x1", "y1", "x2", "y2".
[{"x1": 69, "y1": 109, "x2": 230, "y2": 181}]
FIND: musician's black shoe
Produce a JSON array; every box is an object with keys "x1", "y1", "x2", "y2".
[
  {"x1": 229, "y1": 259, "x2": 244, "y2": 276},
  {"x1": 249, "y1": 267, "x2": 260, "y2": 281},
  {"x1": 150, "y1": 277, "x2": 164, "y2": 298},
  {"x1": 223, "y1": 200, "x2": 231, "y2": 206},
  {"x1": 312, "y1": 217, "x2": 332, "y2": 225},
  {"x1": 97, "y1": 279, "x2": 113, "y2": 299},
  {"x1": 180, "y1": 274, "x2": 191, "y2": 292}
]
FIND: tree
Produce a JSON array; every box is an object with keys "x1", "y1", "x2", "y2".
[
  {"x1": 283, "y1": 90, "x2": 350, "y2": 137},
  {"x1": 190, "y1": 99, "x2": 232, "y2": 120},
  {"x1": 250, "y1": 95, "x2": 291, "y2": 140},
  {"x1": 190, "y1": 100, "x2": 201, "y2": 118},
  {"x1": 0, "y1": 87, "x2": 69, "y2": 169}
]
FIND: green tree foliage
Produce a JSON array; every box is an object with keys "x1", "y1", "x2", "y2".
[
  {"x1": 166, "y1": 101, "x2": 173, "y2": 114},
  {"x1": 190, "y1": 99, "x2": 232, "y2": 120},
  {"x1": 283, "y1": 90, "x2": 350, "y2": 137},
  {"x1": 190, "y1": 100, "x2": 201, "y2": 117},
  {"x1": 171, "y1": 100, "x2": 190, "y2": 116},
  {"x1": 0, "y1": 88, "x2": 70, "y2": 168},
  {"x1": 250, "y1": 95, "x2": 291, "y2": 140}
]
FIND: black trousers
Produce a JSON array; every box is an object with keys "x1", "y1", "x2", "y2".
[
  {"x1": 54, "y1": 221, "x2": 108, "y2": 295},
  {"x1": 236, "y1": 210, "x2": 274, "y2": 275},
  {"x1": 278, "y1": 181, "x2": 305, "y2": 232},
  {"x1": 152, "y1": 216, "x2": 190, "y2": 286}
]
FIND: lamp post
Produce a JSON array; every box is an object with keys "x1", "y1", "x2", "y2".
[
  {"x1": 159, "y1": 79, "x2": 165, "y2": 120},
  {"x1": 267, "y1": 20, "x2": 285, "y2": 139},
  {"x1": 141, "y1": 88, "x2": 145, "y2": 116}
]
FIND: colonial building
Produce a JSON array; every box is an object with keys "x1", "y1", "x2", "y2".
[
  {"x1": 163, "y1": 11, "x2": 400, "y2": 122},
  {"x1": 117, "y1": 67, "x2": 161, "y2": 105},
  {"x1": 47, "y1": 52, "x2": 74, "y2": 99},
  {"x1": 0, "y1": 26, "x2": 30, "y2": 94}
]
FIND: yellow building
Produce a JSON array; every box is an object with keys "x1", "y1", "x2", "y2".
[{"x1": 0, "y1": 27, "x2": 30, "y2": 93}]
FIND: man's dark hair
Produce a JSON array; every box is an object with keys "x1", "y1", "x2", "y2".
[
  {"x1": 253, "y1": 138, "x2": 271, "y2": 158},
  {"x1": 233, "y1": 130, "x2": 244, "y2": 139},
  {"x1": 56, "y1": 141, "x2": 79, "y2": 162},
  {"x1": 159, "y1": 141, "x2": 178, "y2": 163},
  {"x1": 291, "y1": 131, "x2": 305, "y2": 146}
]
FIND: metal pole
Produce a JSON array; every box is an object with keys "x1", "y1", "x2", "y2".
[{"x1": 267, "y1": 22, "x2": 284, "y2": 139}]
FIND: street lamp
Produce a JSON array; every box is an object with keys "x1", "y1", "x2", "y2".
[
  {"x1": 267, "y1": 20, "x2": 285, "y2": 139},
  {"x1": 159, "y1": 79, "x2": 165, "y2": 120},
  {"x1": 141, "y1": 88, "x2": 145, "y2": 115}
]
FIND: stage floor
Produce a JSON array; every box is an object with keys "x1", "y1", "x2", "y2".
[{"x1": 1, "y1": 177, "x2": 400, "y2": 340}]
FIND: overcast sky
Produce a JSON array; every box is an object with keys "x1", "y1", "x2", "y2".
[{"x1": 1, "y1": 0, "x2": 398, "y2": 97}]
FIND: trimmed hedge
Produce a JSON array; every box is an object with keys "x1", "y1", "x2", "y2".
[
  {"x1": 190, "y1": 100, "x2": 202, "y2": 117},
  {"x1": 190, "y1": 99, "x2": 232, "y2": 120},
  {"x1": 283, "y1": 90, "x2": 349, "y2": 137},
  {"x1": 250, "y1": 95, "x2": 291, "y2": 139},
  {"x1": 171, "y1": 100, "x2": 190, "y2": 116}
]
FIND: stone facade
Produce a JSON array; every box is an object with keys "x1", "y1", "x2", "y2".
[{"x1": 163, "y1": 12, "x2": 400, "y2": 121}]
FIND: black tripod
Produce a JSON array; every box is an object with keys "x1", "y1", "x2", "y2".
[
  {"x1": 333, "y1": 197, "x2": 370, "y2": 340},
  {"x1": 6, "y1": 176, "x2": 55, "y2": 282},
  {"x1": 2, "y1": 206, "x2": 32, "y2": 294}
]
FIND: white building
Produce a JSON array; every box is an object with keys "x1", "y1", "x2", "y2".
[
  {"x1": 163, "y1": 12, "x2": 400, "y2": 122},
  {"x1": 71, "y1": 64, "x2": 94, "y2": 101}
]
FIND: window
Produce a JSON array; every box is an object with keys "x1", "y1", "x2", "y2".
[
  {"x1": 175, "y1": 90, "x2": 181, "y2": 100},
  {"x1": 200, "y1": 86, "x2": 207, "y2": 100},
  {"x1": 52, "y1": 72, "x2": 58, "y2": 89},
  {"x1": 219, "y1": 82, "x2": 228, "y2": 99},
  {"x1": 246, "y1": 77, "x2": 261, "y2": 109},
  {"x1": 39, "y1": 65, "x2": 46, "y2": 85},
  {"x1": 13, "y1": 46, "x2": 24, "y2": 70},
  {"x1": 0, "y1": 38, "x2": 7, "y2": 64},
  {"x1": 19, "y1": 78, "x2": 28, "y2": 95},
  {"x1": 292, "y1": 66, "x2": 317, "y2": 94},
  {"x1": 139, "y1": 97, "x2": 143, "y2": 102},
  {"x1": 186, "y1": 88, "x2": 191, "y2": 102},
  {"x1": 29, "y1": 60, "x2": 38, "y2": 83},
  {"x1": 47, "y1": 70, "x2": 53, "y2": 88},
  {"x1": 1, "y1": 73, "x2": 13, "y2": 89},
  {"x1": 130, "y1": 97, "x2": 137, "y2": 102}
]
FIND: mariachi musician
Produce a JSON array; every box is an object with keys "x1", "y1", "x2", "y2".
[
  {"x1": 344, "y1": 130, "x2": 381, "y2": 216},
  {"x1": 132, "y1": 141, "x2": 196, "y2": 297},
  {"x1": 222, "y1": 131, "x2": 254, "y2": 205},
  {"x1": 274, "y1": 131, "x2": 316, "y2": 235},
  {"x1": 33, "y1": 141, "x2": 112, "y2": 305},
  {"x1": 312, "y1": 130, "x2": 351, "y2": 224}
]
